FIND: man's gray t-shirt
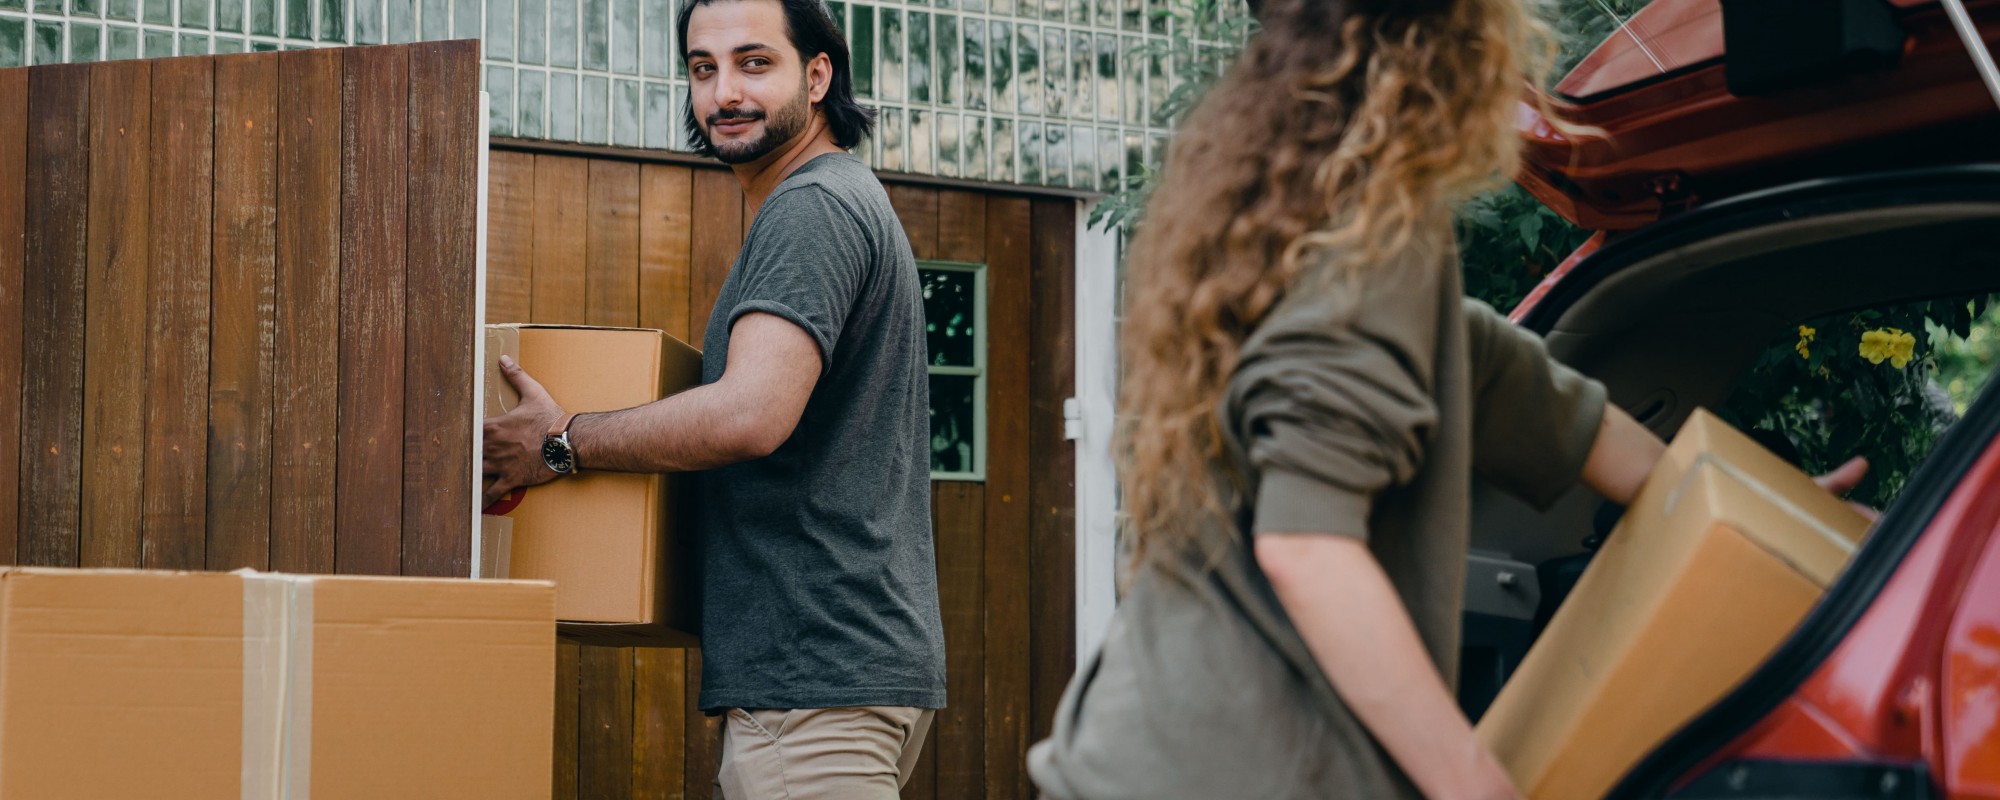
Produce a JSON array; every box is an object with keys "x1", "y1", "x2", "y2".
[{"x1": 695, "y1": 153, "x2": 945, "y2": 713}]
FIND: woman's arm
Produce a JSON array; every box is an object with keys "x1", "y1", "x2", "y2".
[{"x1": 1255, "y1": 533, "x2": 1521, "y2": 800}]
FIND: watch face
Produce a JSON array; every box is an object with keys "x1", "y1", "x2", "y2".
[{"x1": 542, "y1": 438, "x2": 575, "y2": 474}]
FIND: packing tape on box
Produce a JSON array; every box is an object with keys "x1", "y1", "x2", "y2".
[
  {"x1": 1665, "y1": 454, "x2": 1858, "y2": 557},
  {"x1": 240, "y1": 571, "x2": 316, "y2": 800}
]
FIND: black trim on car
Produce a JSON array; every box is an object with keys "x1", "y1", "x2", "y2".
[
  {"x1": 1667, "y1": 759, "x2": 1935, "y2": 799},
  {"x1": 1514, "y1": 165, "x2": 2000, "y2": 338}
]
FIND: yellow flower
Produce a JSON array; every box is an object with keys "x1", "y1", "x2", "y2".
[
  {"x1": 1858, "y1": 327, "x2": 1918, "y2": 369},
  {"x1": 1795, "y1": 325, "x2": 1816, "y2": 359}
]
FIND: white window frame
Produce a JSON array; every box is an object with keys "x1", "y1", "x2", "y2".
[{"x1": 922, "y1": 260, "x2": 988, "y2": 482}]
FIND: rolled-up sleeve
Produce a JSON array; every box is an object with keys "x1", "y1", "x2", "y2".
[
  {"x1": 1227, "y1": 321, "x2": 1438, "y2": 540},
  {"x1": 1463, "y1": 299, "x2": 1608, "y2": 509}
]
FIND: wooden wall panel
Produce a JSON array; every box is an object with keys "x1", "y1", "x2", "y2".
[
  {"x1": 0, "y1": 67, "x2": 26, "y2": 565},
  {"x1": 555, "y1": 641, "x2": 583, "y2": 800},
  {"x1": 141, "y1": 57, "x2": 215, "y2": 570},
  {"x1": 980, "y1": 194, "x2": 1034, "y2": 800},
  {"x1": 533, "y1": 156, "x2": 590, "y2": 325},
  {"x1": 933, "y1": 481, "x2": 988, "y2": 799},
  {"x1": 581, "y1": 644, "x2": 637, "y2": 800},
  {"x1": 207, "y1": 52, "x2": 279, "y2": 572},
  {"x1": 687, "y1": 167, "x2": 743, "y2": 350},
  {"x1": 939, "y1": 190, "x2": 986, "y2": 264},
  {"x1": 79, "y1": 59, "x2": 151, "y2": 569},
  {"x1": 336, "y1": 45, "x2": 410, "y2": 575},
  {"x1": 638, "y1": 164, "x2": 693, "y2": 340},
  {"x1": 633, "y1": 648, "x2": 688, "y2": 799},
  {"x1": 486, "y1": 150, "x2": 537, "y2": 325},
  {"x1": 16, "y1": 42, "x2": 480, "y2": 581},
  {"x1": 888, "y1": 184, "x2": 940, "y2": 261},
  {"x1": 1027, "y1": 199, "x2": 1077, "y2": 749},
  {"x1": 587, "y1": 160, "x2": 641, "y2": 327},
  {"x1": 21, "y1": 64, "x2": 92, "y2": 568},
  {"x1": 271, "y1": 47, "x2": 343, "y2": 575},
  {"x1": 402, "y1": 39, "x2": 480, "y2": 578},
  {"x1": 683, "y1": 648, "x2": 722, "y2": 800}
]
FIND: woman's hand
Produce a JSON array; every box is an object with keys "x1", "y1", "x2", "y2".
[{"x1": 1813, "y1": 456, "x2": 1880, "y2": 521}]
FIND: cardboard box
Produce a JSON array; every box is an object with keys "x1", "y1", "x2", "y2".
[
  {"x1": 482, "y1": 324, "x2": 703, "y2": 646},
  {"x1": 0, "y1": 567, "x2": 555, "y2": 799},
  {"x1": 1477, "y1": 409, "x2": 1871, "y2": 800}
]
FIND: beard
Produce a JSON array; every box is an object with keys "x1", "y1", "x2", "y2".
[{"x1": 700, "y1": 77, "x2": 812, "y2": 165}]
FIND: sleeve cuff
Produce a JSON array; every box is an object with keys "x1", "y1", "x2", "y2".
[
  {"x1": 1534, "y1": 375, "x2": 1610, "y2": 510},
  {"x1": 729, "y1": 299, "x2": 835, "y2": 372},
  {"x1": 1251, "y1": 468, "x2": 1374, "y2": 540}
]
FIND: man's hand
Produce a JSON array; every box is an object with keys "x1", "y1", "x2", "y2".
[
  {"x1": 482, "y1": 355, "x2": 567, "y2": 509},
  {"x1": 1814, "y1": 456, "x2": 1880, "y2": 522}
]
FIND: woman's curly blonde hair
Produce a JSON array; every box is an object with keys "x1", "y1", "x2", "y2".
[{"x1": 1118, "y1": 0, "x2": 1561, "y2": 567}]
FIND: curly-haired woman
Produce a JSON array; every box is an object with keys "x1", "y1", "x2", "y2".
[{"x1": 1025, "y1": 1, "x2": 1872, "y2": 797}]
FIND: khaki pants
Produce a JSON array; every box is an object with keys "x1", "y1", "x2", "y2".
[{"x1": 714, "y1": 706, "x2": 936, "y2": 800}]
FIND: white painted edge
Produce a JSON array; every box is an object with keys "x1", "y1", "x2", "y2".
[
  {"x1": 1074, "y1": 200, "x2": 1121, "y2": 664},
  {"x1": 471, "y1": 92, "x2": 492, "y2": 578}
]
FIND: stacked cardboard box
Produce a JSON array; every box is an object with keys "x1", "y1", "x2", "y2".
[
  {"x1": 482, "y1": 324, "x2": 704, "y2": 646},
  {"x1": 1477, "y1": 409, "x2": 1872, "y2": 799},
  {"x1": 0, "y1": 567, "x2": 556, "y2": 798}
]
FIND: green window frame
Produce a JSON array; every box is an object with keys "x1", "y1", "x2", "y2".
[{"x1": 921, "y1": 260, "x2": 987, "y2": 482}]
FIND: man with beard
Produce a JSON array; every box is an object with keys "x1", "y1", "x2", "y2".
[{"x1": 480, "y1": 0, "x2": 944, "y2": 795}]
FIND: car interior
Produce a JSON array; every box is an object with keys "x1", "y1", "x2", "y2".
[{"x1": 1457, "y1": 167, "x2": 2000, "y2": 719}]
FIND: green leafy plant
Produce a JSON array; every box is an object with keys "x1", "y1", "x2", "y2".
[{"x1": 1719, "y1": 298, "x2": 1994, "y2": 508}]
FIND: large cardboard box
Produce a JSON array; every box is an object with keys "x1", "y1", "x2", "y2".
[
  {"x1": 1477, "y1": 409, "x2": 1871, "y2": 799},
  {"x1": 0, "y1": 567, "x2": 555, "y2": 799},
  {"x1": 482, "y1": 324, "x2": 703, "y2": 646}
]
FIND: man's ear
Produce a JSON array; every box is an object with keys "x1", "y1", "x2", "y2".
[{"x1": 808, "y1": 52, "x2": 832, "y2": 104}]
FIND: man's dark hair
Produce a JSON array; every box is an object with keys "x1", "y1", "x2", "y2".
[{"x1": 678, "y1": 0, "x2": 876, "y2": 153}]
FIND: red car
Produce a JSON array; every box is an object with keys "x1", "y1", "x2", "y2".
[{"x1": 1464, "y1": 1, "x2": 2000, "y2": 797}]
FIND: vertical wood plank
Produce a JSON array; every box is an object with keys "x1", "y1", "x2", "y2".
[
  {"x1": 687, "y1": 168, "x2": 743, "y2": 347},
  {"x1": 0, "y1": 68, "x2": 26, "y2": 565},
  {"x1": 684, "y1": 653, "x2": 722, "y2": 800},
  {"x1": 887, "y1": 184, "x2": 940, "y2": 261},
  {"x1": 336, "y1": 44, "x2": 409, "y2": 575},
  {"x1": 1027, "y1": 198, "x2": 1077, "y2": 749},
  {"x1": 271, "y1": 47, "x2": 342, "y2": 575},
  {"x1": 20, "y1": 64, "x2": 92, "y2": 569},
  {"x1": 633, "y1": 648, "x2": 688, "y2": 800},
  {"x1": 531, "y1": 155, "x2": 589, "y2": 324},
  {"x1": 981, "y1": 194, "x2": 1034, "y2": 800},
  {"x1": 555, "y1": 640, "x2": 583, "y2": 800},
  {"x1": 935, "y1": 482, "x2": 988, "y2": 797},
  {"x1": 142, "y1": 57, "x2": 214, "y2": 571},
  {"x1": 586, "y1": 159, "x2": 641, "y2": 328},
  {"x1": 79, "y1": 59, "x2": 150, "y2": 569},
  {"x1": 638, "y1": 164, "x2": 693, "y2": 341},
  {"x1": 938, "y1": 190, "x2": 986, "y2": 264},
  {"x1": 401, "y1": 39, "x2": 479, "y2": 577},
  {"x1": 207, "y1": 52, "x2": 279, "y2": 572},
  {"x1": 485, "y1": 150, "x2": 537, "y2": 324},
  {"x1": 581, "y1": 645, "x2": 637, "y2": 800}
]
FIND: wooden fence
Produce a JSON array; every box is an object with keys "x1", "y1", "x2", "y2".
[{"x1": 0, "y1": 41, "x2": 480, "y2": 577}]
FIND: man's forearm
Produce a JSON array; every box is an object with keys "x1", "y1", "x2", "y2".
[{"x1": 568, "y1": 382, "x2": 770, "y2": 473}]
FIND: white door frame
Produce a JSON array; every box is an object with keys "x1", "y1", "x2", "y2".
[{"x1": 1073, "y1": 201, "x2": 1121, "y2": 661}]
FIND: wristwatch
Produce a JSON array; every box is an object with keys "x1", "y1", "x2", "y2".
[{"x1": 542, "y1": 412, "x2": 582, "y2": 476}]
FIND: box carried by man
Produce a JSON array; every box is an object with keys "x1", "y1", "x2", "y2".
[{"x1": 482, "y1": 323, "x2": 703, "y2": 646}]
